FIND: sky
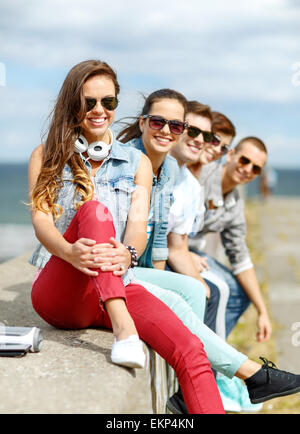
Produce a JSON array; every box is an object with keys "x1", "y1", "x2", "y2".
[{"x1": 0, "y1": 0, "x2": 300, "y2": 167}]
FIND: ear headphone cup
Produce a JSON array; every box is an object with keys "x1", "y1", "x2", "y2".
[
  {"x1": 74, "y1": 135, "x2": 88, "y2": 153},
  {"x1": 87, "y1": 141, "x2": 110, "y2": 161}
]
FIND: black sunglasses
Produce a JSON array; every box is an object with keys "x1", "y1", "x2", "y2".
[
  {"x1": 142, "y1": 115, "x2": 187, "y2": 135},
  {"x1": 238, "y1": 155, "x2": 262, "y2": 175},
  {"x1": 188, "y1": 128, "x2": 228, "y2": 155},
  {"x1": 187, "y1": 125, "x2": 216, "y2": 143},
  {"x1": 220, "y1": 145, "x2": 229, "y2": 155},
  {"x1": 211, "y1": 135, "x2": 229, "y2": 155},
  {"x1": 85, "y1": 96, "x2": 118, "y2": 112}
]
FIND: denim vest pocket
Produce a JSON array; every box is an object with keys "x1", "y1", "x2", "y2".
[
  {"x1": 107, "y1": 177, "x2": 136, "y2": 226},
  {"x1": 57, "y1": 179, "x2": 73, "y2": 199},
  {"x1": 56, "y1": 183, "x2": 78, "y2": 228}
]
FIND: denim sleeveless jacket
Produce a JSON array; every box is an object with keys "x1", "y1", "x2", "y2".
[
  {"x1": 29, "y1": 137, "x2": 142, "y2": 286},
  {"x1": 127, "y1": 138, "x2": 180, "y2": 268}
]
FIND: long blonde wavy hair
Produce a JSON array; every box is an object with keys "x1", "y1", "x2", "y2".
[{"x1": 31, "y1": 60, "x2": 120, "y2": 219}]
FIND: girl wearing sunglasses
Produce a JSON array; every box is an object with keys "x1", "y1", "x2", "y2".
[{"x1": 28, "y1": 60, "x2": 226, "y2": 414}]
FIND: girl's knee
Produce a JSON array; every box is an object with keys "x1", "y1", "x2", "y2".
[{"x1": 80, "y1": 200, "x2": 112, "y2": 217}]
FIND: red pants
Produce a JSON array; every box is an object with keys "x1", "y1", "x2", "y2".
[{"x1": 31, "y1": 201, "x2": 224, "y2": 414}]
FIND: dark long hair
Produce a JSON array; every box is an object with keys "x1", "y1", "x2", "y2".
[
  {"x1": 32, "y1": 60, "x2": 120, "y2": 218},
  {"x1": 117, "y1": 88, "x2": 188, "y2": 143}
]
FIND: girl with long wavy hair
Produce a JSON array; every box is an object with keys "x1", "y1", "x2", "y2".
[{"x1": 28, "y1": 59, "x2": 225, "y2": 414}]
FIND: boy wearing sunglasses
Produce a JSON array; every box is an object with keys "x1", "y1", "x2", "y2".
[
  {"x1": 166, "y1": 102, "x2": 227, "y2": 326},
  {"x1": 189, "y1": 136, "x2": 272, "y2": 346}
]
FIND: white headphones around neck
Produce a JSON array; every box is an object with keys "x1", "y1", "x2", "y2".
[{"x1": 74, "y1": 129, "x2": 113, "y2": 161}]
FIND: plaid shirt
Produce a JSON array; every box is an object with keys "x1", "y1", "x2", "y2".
[{"x1": 188, "y1": 161, "x2": 253, "y2": 275}]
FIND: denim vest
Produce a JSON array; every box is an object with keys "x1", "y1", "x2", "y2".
[
  {"x1": 29, "y1": 138, "x2": 142, "y2": 286},
  {"x1": 127, "y1": 138, "x2": 179, "y2": 268}
]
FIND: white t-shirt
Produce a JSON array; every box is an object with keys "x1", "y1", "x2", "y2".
[{"x1": 167, "y1": 165, "x2": 205, "y2": 236}]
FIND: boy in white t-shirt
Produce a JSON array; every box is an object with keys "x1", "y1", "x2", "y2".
[{"x1": 166, "y1": 102, "x2": 228, "y2": 334}]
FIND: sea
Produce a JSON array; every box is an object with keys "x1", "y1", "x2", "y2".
[{"x1": 0, "y1": 163, "x2": 299, "y2": 264}]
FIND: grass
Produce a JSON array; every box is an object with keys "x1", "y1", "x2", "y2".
[{"x1": 226, "y1": 200, "x2": 300, "y2": 414}]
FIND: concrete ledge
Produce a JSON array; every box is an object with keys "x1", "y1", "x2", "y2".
[{"x1": 0, "y1": 253, "x2": 176, "y2": 414}]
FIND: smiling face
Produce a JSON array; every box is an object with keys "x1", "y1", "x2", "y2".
[
  {"x1": 203, "y1": 131, "x2": 233, "y2": 161},
  {"x1": 198, "y1": 131, "x2": 233, "y2": 165},
  {"x1": 171, "y1": 112, "x2": 212, "y2": 166},
  {"x1": 224, "y1": 140, "x2": 267, "y2": 186},
  {"x1": 80, "y1": 74, "x2": 116, "y2": 143},
  {"x1": 139, "y1": 98, "x2": 186, "y2": 157}
]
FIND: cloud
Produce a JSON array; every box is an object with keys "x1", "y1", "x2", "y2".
[
  {"x1": 0, "y1": 84, "x2": 54, "y2": 162},
  {"x1": 1, "y1": 0, "x2": 299, "y2": 105},
  {"x1": 263, "y1": 135, "x2": 300, "y2": 167},
  {"x1": 0, "y1": 85, "x2": 53, "y2": 120},
  {"x1": 0, "y1": 0, "x2": 299, "y2": 165}
]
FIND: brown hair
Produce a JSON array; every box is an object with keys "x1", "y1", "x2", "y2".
[
  {"x1": 117, "y1": 88, "x2": 188, "y2": 143},
  {"x1": 211, "y1": 111, "x2": 236, "y2": 137},
  {"x1": 186, "y1": 101, "x2": 212, "y2": 121},
  {"x1": 235, "y1": 136, "x2": 267, "y2": 154},
  {"x1": 31, "y1": 60, "x2": 120, "y2": 218}
]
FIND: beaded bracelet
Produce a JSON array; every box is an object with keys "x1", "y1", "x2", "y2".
[{"x1": 125, "y1": 245, "x2": 139, "y2": 268}]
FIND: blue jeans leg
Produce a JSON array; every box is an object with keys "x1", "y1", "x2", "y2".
[
  {"x1": 203, "y1": 283, "x2": 220, "y2": 334},
  {"x1": 190, "y1": 250, "x2": 251, "y2": 337}
]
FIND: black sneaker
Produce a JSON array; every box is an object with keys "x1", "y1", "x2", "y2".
[
  {"x1": 245, "y1": 357, "x2": 300, "y2": 404},
  {"x1": 166, "y1": 388, "x2": 188, "y2": 414}
]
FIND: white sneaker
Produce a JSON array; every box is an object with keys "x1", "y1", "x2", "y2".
[{"x1": 111, "y1": 335, "x2": 145, "y2": 369}]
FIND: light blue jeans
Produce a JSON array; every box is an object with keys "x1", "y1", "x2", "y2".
[{"x1": 134, "y1": 267, "x2": 247, "y2": 378}]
